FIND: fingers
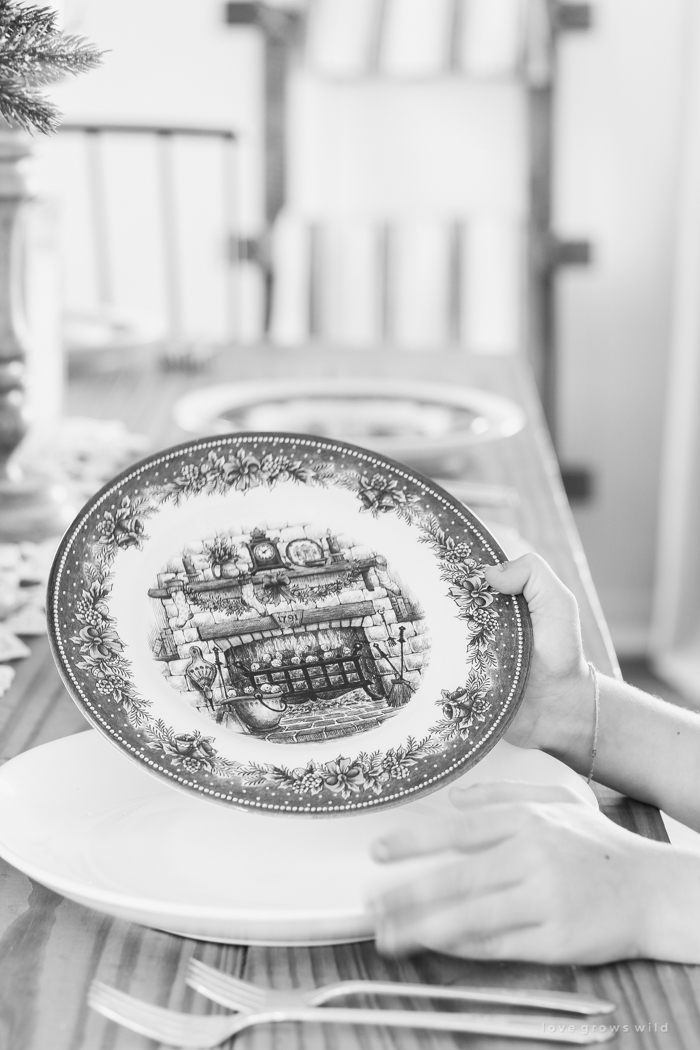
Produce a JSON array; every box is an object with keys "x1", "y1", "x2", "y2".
[
  {"x1": 433, "y1": 921, "x2": 543, "y2": 961},
  {"x1": 372, "y1": 803, "x2": 523, "y2": 862},
  {"x1": 370, "y1": 790, "x2": 651, "y2": 964},
  {"x1": 373, "y1": 873, "x2": 539, "y2": 957},
  {"x1": 372, "y1": 783, "x2": 587, "y2": 863},
  {"x1": 372, "y1": 845, "x2": 519, "y2": 915},
  {"x1": 484, "y1": 554, "x2": 578, "y2": 619}
]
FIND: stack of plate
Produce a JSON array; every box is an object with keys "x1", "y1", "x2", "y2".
[{"x1": 0, "y1": 433, "x2": 589, "y2": 945}]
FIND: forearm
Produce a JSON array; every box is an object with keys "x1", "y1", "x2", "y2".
[
  {"x1": 542, "y1": 673, "x2": 700, "y2": 830},
  {"x1": 486, "y1": 556, "x2": 700, "y2": 830}
]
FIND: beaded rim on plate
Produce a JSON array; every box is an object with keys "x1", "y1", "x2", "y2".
[{"x1": 47, "y1": 432, "x2": 532, "y2": 816}]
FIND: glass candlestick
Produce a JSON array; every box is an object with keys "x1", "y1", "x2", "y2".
[{"x1": 0, "y1": 127, "x2": 74, "y2": 542}]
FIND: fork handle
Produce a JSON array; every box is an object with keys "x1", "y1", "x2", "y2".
[
  {"x1": 311, "y1": 982, "x2": 616, "y2": 1016},
  {"x1": 258, "y1": 1007, "x2": 614, "y2": 1044}
]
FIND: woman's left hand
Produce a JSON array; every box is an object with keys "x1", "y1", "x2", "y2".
[{"x1": 369, "y1": 782, "x2": 668, "y2": 965}]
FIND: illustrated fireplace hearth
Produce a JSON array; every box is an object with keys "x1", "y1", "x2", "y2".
[
  {"x1": 148, "y1": 523, "x2": 431, "y2": 744},
  {"x1": 229, "y1": 637, "x2": 382, "y2": 705}
]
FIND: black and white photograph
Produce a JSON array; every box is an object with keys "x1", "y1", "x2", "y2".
[{"x1": 0, "y1": 1, "x2": 698, "y2": 1046}]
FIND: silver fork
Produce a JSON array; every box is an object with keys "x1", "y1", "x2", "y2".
[
  {"x1": 187, "y1": 958, "x2": 615, "y2": 1016},
  {"x1": 89, "y1": 981, "x2": 616, "y2": 1047}
]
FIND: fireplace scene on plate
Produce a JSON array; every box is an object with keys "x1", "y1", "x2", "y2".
[{"x1": 148, "y1": 523, "x2": 430, "y2": 744}]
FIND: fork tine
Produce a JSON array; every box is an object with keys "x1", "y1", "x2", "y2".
[
  {"x1": 187, "y1": 959, "x2": 265, "y2": 1010},
  {"x1": 89, "y1": 983, "x2": 195, "y2": 1044},
  {"x1": 189, "y1": 962, "x2": 263, "y2": 1002},
  {"x1": 88, "y1": 981, "x2": 233, "y2": 1048}
]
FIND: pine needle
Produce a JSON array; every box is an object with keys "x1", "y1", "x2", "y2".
[
  {"x1": 0, "y1": 75, "x2": 60, "y2": 132},
  {"x1": 0, "y1": 0, "x2": 102, "y2": 134}
]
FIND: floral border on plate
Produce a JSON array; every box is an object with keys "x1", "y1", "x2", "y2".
[{"x1": 48, "y1": 434, "x2": 531, "y2": 815}]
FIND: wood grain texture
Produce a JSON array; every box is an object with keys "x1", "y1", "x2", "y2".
[{"x1": 0, "y1": 349, "x2": 694, "y2": 1049}]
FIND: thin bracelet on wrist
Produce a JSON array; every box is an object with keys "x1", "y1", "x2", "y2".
[{"x1": 587, "y1": 661, "x2": 600, "y2": 786}]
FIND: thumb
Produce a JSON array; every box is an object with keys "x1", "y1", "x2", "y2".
[{"x1": 484, "y1": 554, "x2": 578, "y2": 620}]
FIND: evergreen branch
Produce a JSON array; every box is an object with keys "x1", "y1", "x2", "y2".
[
  {"x1": 0, "y1": 75, "x2": 57, "y2": 132},
  {"x1": 0, "y1": 0, "x2": 55, "y2": 35},
  {"x1": 0, "y1": 0, "x2": 102, "y2": 134},
  {"x1": 0, "y1": 35, "x2": 103, "y2": 84}
]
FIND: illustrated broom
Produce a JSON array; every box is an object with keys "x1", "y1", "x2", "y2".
[{"x1": 373, "y1": 626, "x2": 414, "y2": 708}]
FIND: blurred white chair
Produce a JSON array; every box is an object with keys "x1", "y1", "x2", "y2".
[
  {"x1": 379, "y1": 0, "x2": 455, "y2": 78},
  {"x1": 268, "y1": 210, "x2": 524, "y2": 352},
  {"x1": 56, "y1": 123, "x2": 243, "y2": 372},
  {"x1": 305, "y1": 0, "x2": 527, "y2": 80}
]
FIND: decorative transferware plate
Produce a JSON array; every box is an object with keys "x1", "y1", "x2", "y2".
[{"x1": 48, "y1": 434, "x2": 532, "y2": 816}]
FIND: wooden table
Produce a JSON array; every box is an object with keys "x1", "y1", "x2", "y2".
[{"x1": 0, "y1": 348, "x2": 695, "y2": 1049}]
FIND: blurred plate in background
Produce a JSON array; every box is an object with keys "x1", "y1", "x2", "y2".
[{"x1": 173, "y1": 378, "x2": 525, "y2": 472}]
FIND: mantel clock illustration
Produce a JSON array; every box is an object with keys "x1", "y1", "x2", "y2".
[{"x1": 246, "y1": 528, "x2": 285, "y2": 572}]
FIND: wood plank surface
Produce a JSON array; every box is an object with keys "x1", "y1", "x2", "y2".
[{"x1": 0, "y1": 348, "x2": 695, "y2": 1049}]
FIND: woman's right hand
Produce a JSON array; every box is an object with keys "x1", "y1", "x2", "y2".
[
  {"x1": 483, "y1": 555, "x2": 593, "y2": 771},
  {"x1": 370, "y1": 780, "x2": 700, "y2": 965}
]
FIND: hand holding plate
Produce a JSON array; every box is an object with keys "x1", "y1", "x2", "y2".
[{"x1": 483, "y1": 555, "x2": 593, "y2": 772}]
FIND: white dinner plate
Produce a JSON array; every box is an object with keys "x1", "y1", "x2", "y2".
[{"x1": 0, "y1": 730, "x2": 596, "y2": 946}]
